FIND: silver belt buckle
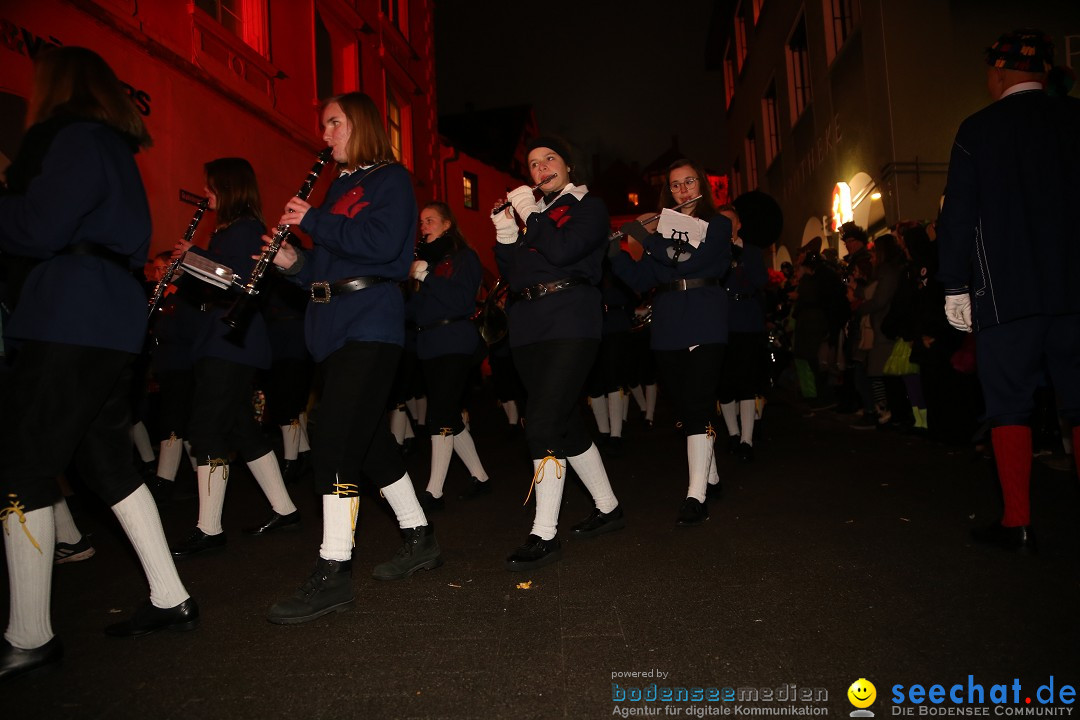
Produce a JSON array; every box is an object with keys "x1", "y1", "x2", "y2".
[{"x1": 311, "y1": 281, "x2": 331, "y2": 304}]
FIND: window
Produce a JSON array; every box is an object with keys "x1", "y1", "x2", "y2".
[
  {"x1": 387, "y1": 86, "x2": 402, "y2": 162},
  {"x1": 385, "y1": 81, "x2": 413, "y2": 169},
  {"x1": 823, "y1": 0, "x2": 860, "y2": 64},
  {"x1": 381, "y1": 0, "x2": 409, "y2": 37},
  {"x1": 194, "y1": 0, "x2": 267, "y2": 55},
  {"x1": 751, "y1": 0, "x2": 765, "y2": 25},
  {"x1": 723, "y1": 41, "x2": 737, "y2": 109},
  {"x1": 314, "y1": 12, "x2": 334, "y2": 102},
  {"x1": 734, "y1": 6, "x2": 749, "y2": 72},
  {"x1": 731, "y1": 158, "x2": 744, "y2": 200},
  {"x1": 762, "y1": 80, "x2": 781, "y2": 167},
  {"x1": 786, "y1": 14, "x2": 812, "y2": 123},
  {"x1": 745, "y1": 128, "x2": 759, "y2": 190},
  {"x1": 463, "y1": 172, "x2": 478, "y2": 210}
]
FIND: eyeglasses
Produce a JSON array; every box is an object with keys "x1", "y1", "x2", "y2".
[{"x1": 669, "y1": 177, "x2": 699, "y2": 192}]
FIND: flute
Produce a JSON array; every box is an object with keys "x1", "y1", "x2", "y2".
[
  {"x1": 221, "y1": 147, "x2": 333, "y2": 331},
  {"x1": 607, "y1": 195, "x2": 703, "y2": 242},
  {"x1": 147, "y1": 197, "x2": 209, "y2": 318},
  {"x1": 490, "y1": 174, "x2": 557, "y2": 217}
]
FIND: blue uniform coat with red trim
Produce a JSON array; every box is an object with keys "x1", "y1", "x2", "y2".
[{"x1": 409, "y1": 246, "x2": 483, "y2": 360}]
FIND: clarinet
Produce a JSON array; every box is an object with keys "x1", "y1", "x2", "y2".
[
  {"x1": 147, "y1": 197, "x2": 209, "y2": 319},
  {"x1": 221, "y1": 147, "x2": 333, "y2": 331}
]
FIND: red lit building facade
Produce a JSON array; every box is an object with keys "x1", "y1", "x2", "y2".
[{"x1": 0, "y1": 0, "x2": 441, "y2": 257}]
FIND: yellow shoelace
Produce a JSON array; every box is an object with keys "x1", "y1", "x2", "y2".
[
  {"x1": 705, "y1": 422, "x2": 717, "y2": 440},
  {"x1": 333, "y1": 482, "x2": 360, "y2": 545},
  {"x1": 524, "y1": 454, "x2": 563, "y2": 506},
  {"x1": 0, "y1": 494, "x2": 42, "y2": 553},
  {"x1": 207, "y1": 457, "x2": 229, "y2": 495},
  {"x1": 166, "y1": 431, "x2": 178, "y2": 447},
  {"x1": 439, "y1": 427, "x2": 454, "y2": 437}
]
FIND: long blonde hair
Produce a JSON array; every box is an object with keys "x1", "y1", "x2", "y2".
[{"x1": 326, "y1": 92, "x2": 395, "y2": 168}]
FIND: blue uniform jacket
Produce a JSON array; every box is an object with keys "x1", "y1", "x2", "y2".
[
  {"x1": 290, "y1": 163, "x2": 416, "y2": 362},
  {"x1": 600, "y1": 266, "x2": 635, "y2": 335},
  {"x1": 0, "y1": 121, "x2": 150, "y2": 353},
  {"x1": 409, "y1": 246, "x2": 482, "y2": 360},
  {"x1": 494, "y1": 187, "x2": 607, "y2": 347},
  {"x1": 937, "y1": 90, "x2": 1080, "y2": 331},
  {"x1": 186, "y1": 217, "x2": 272, "y2": 369},
  {"x1": 725, "y1": 243, "x2": 768, "y2": 333},
  {"x1": 611, "y1": 214, "x2": 732, "y2": 350}
]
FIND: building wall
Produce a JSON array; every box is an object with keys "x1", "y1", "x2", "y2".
[
  {"x1": 0, "y1": 0, "x2": 439, "y2": 256},
  {"x1": 720, "y1": 0, "x2": 1080, "y2": 257}
]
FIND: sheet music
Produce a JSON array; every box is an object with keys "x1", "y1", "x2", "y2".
[
  {"x1": 656, "y1": 208, "x2": 709, "y2": 249},
  {"x1": 181, "y1": 253, "x2": 235, "y2": 290}
]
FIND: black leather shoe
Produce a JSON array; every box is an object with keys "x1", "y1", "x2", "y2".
[
  {"x1": 268, "y1": 557, "x2": 354, "y2": 625},
  {"x1": 244, "y1": 510, "x2": 301, "y2": 536},
  {"x1": 571, "y1": 505, "x2": 626, "y2": 539},
  {"x1": 505, "y1": 535, "x2": 562, "y2": 571},
  {"x1": 148, "y1": 476, "x2": 174, "y2": 506},
  {"x1": 373, "y1": 525, "x2": 443, "y2": 580},
  {"x1": 677, "y1": 498, "x2": 708, "y2": 526},
  {"x1": 171, "y1": 528, "x2": 226, "y2": 558},
  {"x1": 0, "y1": 637, "x2": 62, "y2": 682},
  {"x1": 737, "y1": 442, "x2": 755, "y2": 462},
  {"x1": 726, "y1": 434, "x2": 741, "y2": 454},
  {"x1": 418, "y1": 491, "x2": 445, "y2": 513},
  {"x1": 971, "y1": 522, "x2": 1037, "y2": 554},
  {"x1": 458, "y1": 477, "x2": 492, "y2": 501},
  {"x1": 105, "y1": 598, "x2": 199, "y2": 637}
]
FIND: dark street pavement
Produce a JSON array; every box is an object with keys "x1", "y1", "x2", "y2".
[{"x1": 4, "y1": 389, "x2": 1079, "y2": 719}]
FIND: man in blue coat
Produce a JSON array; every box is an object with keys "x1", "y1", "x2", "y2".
[{"x1": 937, "y1": 29, "x2": 1080, "y2": 553}]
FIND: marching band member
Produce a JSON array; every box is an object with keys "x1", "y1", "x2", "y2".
[
  {"x1": 411, "y1": 202, "x2": 492, "y2": 507},
  {"x1": 0, "y1": 47, "x2": 197, "y2": 680},
  {"x1": 717, "y1": 191, "x2": 780, "y2": 462},
  {"x1": 169, "y1": 158, "x2": 300, "y2": 557},
  {"x1": 266, "y1": 92, "x2": 441, "y2": 624},
  {"x1": 610, "y1": 158, "x2": 731, "y2": 525},
  {"x1": 586, "y1": 261, "x2": 636, "y2": 456},
  {"x1": 493, "y1": 136, "x2": 625, "y2": 571}
]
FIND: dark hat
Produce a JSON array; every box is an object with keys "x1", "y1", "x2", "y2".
[
  {"x1": 731, "y1": 190, "x2": 783, "y2": 248},
  {"x1": 985, "y1": 29, "x2": 1053, "y2": 73},
  {"x1": 526, "y1": 135, "x2": 573, "y2": 167}
]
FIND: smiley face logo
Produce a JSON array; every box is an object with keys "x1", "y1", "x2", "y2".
[{"x1": 848, "y1": 679, "x2": 877, "y2": 709}]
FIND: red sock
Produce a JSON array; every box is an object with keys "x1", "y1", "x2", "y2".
[
  {"x1": 992, "y1": 425, "x2": 1032, "y2": 527},
  {"x1": 1073, "y1": 425, "x2": 1080, "y2": 481}
]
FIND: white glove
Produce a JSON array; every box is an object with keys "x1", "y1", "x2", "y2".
[
  {"x1": 508, "y1": 185, "x2": 540, "y2": 221},
  {"x1": 491, "y1": 208, "x2": 519, "y2": 244},
  {"x1": 410, "y1": 259, "x2": 429, "y2": 282},
  {"x1": 944, "y1": 294, "x2": 972, "y2": 332}
]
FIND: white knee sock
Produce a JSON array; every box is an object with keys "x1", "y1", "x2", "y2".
[
  {"x1": 739, "y1": 399, "x2": 756, "y2": 445},
  {"x1": 131, "y1": 421, "x2": 155, "y2": 463},
  {"x1": 52, "y1": 496, "x2": 82, "y2": 545},
  {"x1": 630, "y1": 385, "x2": 646, "y2": 412},
  {"x1": 298, "y1": 412, "x2": 311, "y2": 453},
  {"x1": 590, "y1": 395, "x2": 610, "y2": 434},
  {"x1": 320, "y1": 492, "x2": 358, "y2": 562},
  {"x1": 381, "y1": 475, "x2": 427, "y2": 530},
  {"x1": 426, "y1": 434, "x2": 454, "y2": 498},
  {"x1": 196, "y1": 462, "x2": 228, "y2": 535},
  {"x1": 720, "y1": 401, "x2": 739, "y2": 437},
  {"x1": 281, "y1": 423, "x2": 300, "y2": 462},
  {"x1": 707, "y1": 444, "x2": 720, "y2": 487},
  {"x1": 645, "y1": 384, "x2": 658, "y2": 420},
  {"x1": 503, "y1": 400, "x2": 519, "y2": 426},
  {"x1": 453, "y1": 428, "x2": 489, "y2": 482},
  {"x1": 404, "y1": 397, "x2": 418, "y2": 419},
  {"x1": 608, "y1": 391, "x2": 624, "y2": 438},
  {"x1": 567, "y1": 443, "x2": 618, "y2": 513},
  {"x1": 112, "y1": 485, "x2": 189, "y2": 609},
  {"x1": 687, "y1": 434, "x2": 711, "y2": 502},
  {"x1": 3, "y1": 504, "x2": 54, "y2": 649},
  {"x1": 157, "y1": 435, "x2": 183, "y2": 481},
  {"x1": 247, "y1": 452, "x2": 297, "y2": 516},
  {"x1": 622, "y1": 390, "x2": 630, "y2": 421},
  {"x1": 390, "y1": 407, "x2": 409, "y2": 445},
  {"x1": 529, "y1": 456, "x2": 566, "y2": 541}
]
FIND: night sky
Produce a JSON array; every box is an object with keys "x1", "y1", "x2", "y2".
[{"x1": 434, "y1": 1, "x2": 726, "y2": 175}]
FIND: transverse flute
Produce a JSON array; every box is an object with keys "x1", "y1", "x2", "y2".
[
  {"x1": 607, "y1": 194, "x2": 704, "y2": 242},
  {"x1": 490, "y1": 174, "x2": 558, "y2": 217}
]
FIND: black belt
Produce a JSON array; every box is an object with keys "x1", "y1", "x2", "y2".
[
  {"x1": 511, "y1": 277, "x2": 589, "y2": 301},
  {"x1": 727, "y1": 291, "x2": 756, "y2": 301},
  {"x1": 61, "y1": 242, "x2": 131, "y2": 270},
  {"x1": 415, "y1": 315, "x2": 472, "y2": 333},
  {"x1": 310, "y1": 276, "x2": 392, "y2": 303},
  {"x1": 656, "y1": 278, "x2": 722, "y2": 294}
]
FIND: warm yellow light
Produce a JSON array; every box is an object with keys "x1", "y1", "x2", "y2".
[
  {"x1": 870, "y1": 192, "x2": 882, "y2": 200},
  {"x1": 628, "y1": 192, "x2": 639, "y2": 207}
]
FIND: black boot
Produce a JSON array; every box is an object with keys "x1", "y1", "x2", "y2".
[
  {"x1": 0, "y1": 638, "x2": 62, "y2": 682},
  {"x1": 505, "y1": 535, "x2": 562, "y2": 571},
  {"x1": 571, "y1": 505, "x2": 626, "y2": 539},
  {"x1": 372, "y1": 525, "x2": 443, "y2": 580},
  {"x1": 267, "y1": 557, "x2": 355, "y2": 625},
  {"x1": 105, "y1": 598, "x2": 200, "y2": 637},
  {"x1": 676, "y1": 497, "x2": 708, "y2": 526}
]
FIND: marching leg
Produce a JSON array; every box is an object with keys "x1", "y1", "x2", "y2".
[{"x1": 243, "y1": 452, "x2": 300, "y2": 536}]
